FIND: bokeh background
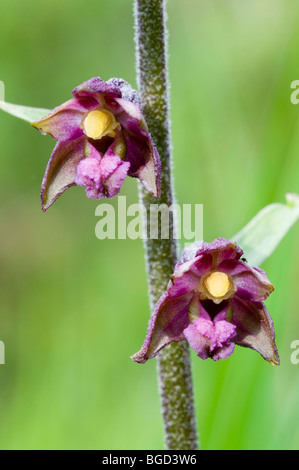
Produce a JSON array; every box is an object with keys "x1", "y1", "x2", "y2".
[{"x1": 0, "y1": 0, "x2": 299, "y2": 450}]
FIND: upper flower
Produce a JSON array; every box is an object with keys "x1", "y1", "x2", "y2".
[
  {"x1": 132, "y1": 238, "x2": 279, "y2": 365},
  {"x1": 33, "y1": 77, "x2": 161, "y2": 211}
]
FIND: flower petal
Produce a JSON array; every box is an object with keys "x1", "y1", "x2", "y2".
[
  {"x1": 207, "y1": 239, "x2": 243, "y2": 266},
  {"x1": 123, "y1": 128, "x2": 161, "y2": 197},
  {"x1": 72, "y1": 77, "x2": 122, "y2": 104},
  {"x1": 110, "y1": 97, "x2": 161, "y2": 197},
  {"x1": 182, "y1": 254, "x2": 213, "y2": 278},
  {"x1": 219, "y1": 260, "x2": 274, "y2": 301},
  {"x1": 33, "y1": 97, "x2": 97, "y2": 141},
  {"x1": 184, "y1": 321, "x2": 210, "y2": 360},
  {"x1": 75, "y1": 148, "x2": 103, "y2": 199},
  {"x1": 113, "y1": 97, "x2": 144, "y2": 128},
  {"x1": 76, "y1": 142, "x2": 130, "y2": 200},
  {"x1": 184, "y1": 301, "x2": 236, "y2": 360},
  {"x1": 41, "y1": 136, "x2": 85, "y2": 211},
  {"x1": 212, "y1": 343, "x2": 235, "y2": 361},
  {"x1": 213, "y1": 320, "x2": 236, "y2": 350},
  {"x1": 95, "y1": 137, "x2": 130, "y2": 198},
  {"x1": 107, "y1": 77, "x2": 140, "y2": 104},
  {"x1": 168, "y1": 254, "x2": 212, "y2": 297},
  {"x1": 131, "y1": 291, "x2": 193, "y2": 364},
  {"x1": 183, "y1": 238, "x2": 243, "y2": 268},
  {"x1": 99, "y1": 155, "x2": 130, "y2": 198},
  {"x1": 232, "y1": 296, "x2": 280, "y2": 365}
]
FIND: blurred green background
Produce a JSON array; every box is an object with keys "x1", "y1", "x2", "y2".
[{"x1": 0, "y1": 0, "x2": 299, "y2": 450}]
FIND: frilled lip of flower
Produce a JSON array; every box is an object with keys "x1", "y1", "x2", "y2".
[
  {"x1": 131, "y1": 238, "x2": 279, "y2": 365},
  {"x1": 75, "y1": 142, "x2": 130, "y2": 199},
  {"x1": 183, "y1": 298, "x2": 237, "y2": 361},
  {"x1": 33, "y1": 77, "x2": 161, "y2": 211}
]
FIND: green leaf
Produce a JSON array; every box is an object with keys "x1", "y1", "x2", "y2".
[
  {"x1": 233, "y1": 193, "x2": 299, "y2": 267},
  {"x1": 0, "y1": 100, "x2": 50, "y2": 124}
]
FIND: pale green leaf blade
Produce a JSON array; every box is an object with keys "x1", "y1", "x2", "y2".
[
  {"x1": 233, "y1": 193, "x2": 299, "y2": 267},
  {"x1": 0, "y1": 100, "x2": 50, "y2": 124}
]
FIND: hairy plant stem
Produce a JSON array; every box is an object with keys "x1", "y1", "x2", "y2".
[{"x1": 134, "y1": 0, "x2": 198, "y2": 450}]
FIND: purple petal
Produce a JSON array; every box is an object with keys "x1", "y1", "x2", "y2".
[
  {"x1": 76, "y1": 143, "x2": 130, "y2": 199},
  {"x1": 41, "y1": 136, "x2": 86, "y2": 211},
  {"x1": 232, "y1": 296, "x2": 280, "y2": 365},
  {"x1": 213, "y1": 320, "x2": 236, "y2": 350},
  {"x1": 75, "y1": 150, "x2": 103, "y2": 199},
  {"x1": 168, "y1": 254, "x2": 212, "y2": 297},
  {"x1": 184, "y1": 321, "x2": 210, "y2": 360},
  {"x1": 184, "y1": 322, "x2": 235, "y2": 361},
  {"x1": 131, "y1": 291, "x2": 193, "y2": 364},
  {"x1": 183, "y1": 253, "x2": 213, "y2": 278},
  {"x1": 183, "y1": 302, "x2": 236, "y2": 361},
  {"x1": 107, "y1": 78, "x2": 140, "y2": 104},
  {"x1": 100, "y1": 155, "x2": 130, "y2": 198},
  {"x1": 32, "y1": 97, "x2": 98, "y2": 141},
  {"x1": 191, "y1": 238, "x2": 243, "y2": 266},
  {"x1": 212, "y1": 343, "x2": 236, "y2": 361},
  {"x1": 167, "y1": 270, "x2": 201, "y2": 298},
  {"x1": 72, "y1": 77, "x2": 122, "y2": 104},
  {"x1": 219, "y1": 260, "x2": 274, "y2": 302},
  {"x1": 137, "y1": 144, "x2": 161, "y2": 198},
  {"x1": 123, "y1": 128, "x2": 161, "y2": 197},
  {"x1": 99, "y1": 137, "x2": 130, "y2": 197},
  {"x1": 113, "y1": 97, "x2": 144, "y2": 129},
  {"x1": 109, "y1": 97, "x2": 161, "y2": 197}
]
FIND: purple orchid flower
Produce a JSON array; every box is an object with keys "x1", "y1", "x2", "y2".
[
  {"x1": 132, "y1": 238, "x2": 280, "y2": 365},
  {"x1": 33, "y1": 77, "x2": 161, "y2": 211}
]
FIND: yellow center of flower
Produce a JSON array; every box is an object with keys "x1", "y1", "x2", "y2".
[
  {"x1": 204, "y1": 272, "x2": 231, "y2": 299},
  {"x1": 83, "y1": 109, "x2": 117, "y2": 140}
]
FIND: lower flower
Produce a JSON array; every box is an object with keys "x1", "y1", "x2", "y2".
[{"x1": 132, "y1": 238, "x2": 279, "y2": 365}]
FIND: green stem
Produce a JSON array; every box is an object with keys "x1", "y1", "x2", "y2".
[{"x1": 134, "y1": 0, "x2": 199, "y2": 450}]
